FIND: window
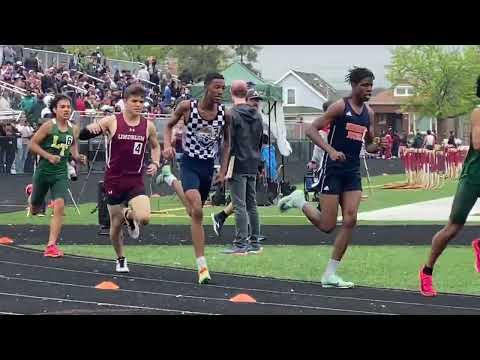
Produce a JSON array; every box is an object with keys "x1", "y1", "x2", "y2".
[
  {"x1": 287, "y1": 89, "x2": 296, "y2": 105},
  {"x1": 394, "y1": 85, "x2": 415, "y2": 97}
]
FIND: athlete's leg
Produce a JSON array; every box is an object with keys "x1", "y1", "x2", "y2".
[
  {"x1": 170, "y1": 179, "x2": 191, "y2": 215},
  {"x1": 181, "y1": 158, "x2": 213, "y2": 283},
  {"x1": 419, "y1": 179, "x2": 480, "y2": 296},
  {"x1": 279, "y1": 171, "x2": 340, "y2": 233},
  {"x1": 29, "y1": 172, "x2": 49, "y2": 215},
  {"x1": 47, "y1": 198, "x2": 65, "y2": 247},
  {"x1": 186, "y1": 189, "x2": 206, "y2": 258},
  {"x1": 42, "y1": 175, "x2": 70, "y2": 257},
  {"x1": 426, "y1": 179, "x2": 478, "y2": 269},
  {"x1": 107, "y1": 204, "x2": 126, "y2": 258},
  {"x1": 223, "y1": 202, "x2": 234, "y2": 216},
  {"x1": 157, "y1": 164, "x2": 190, "y2": 213},
  {"x1": 303, "y1": 194, "x2": 339, "y2": 233},
  {"x1": 128, "y1": 195, "x2": 151, "y2": 226},
  {"x1": 332, "y1": 190, "x2": 362, "y2": 261}
]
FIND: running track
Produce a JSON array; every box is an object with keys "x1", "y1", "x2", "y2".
[{"x1": 1, "y1": 244, "x2": 479, "y2": 315}]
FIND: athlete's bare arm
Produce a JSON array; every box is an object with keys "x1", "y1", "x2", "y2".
[
  {"x1": 146, "y1": 121, "x2": 161, "y2": 176},
  {"x1": 306, "y1": 100, "x2": 346, "y2": 161},
  {"x1": 471, "y1": 108, "x2": 480, "y2": 150},
  {"x1": 71, "y1": 125, "x2": 87, "y2": 165},
  {"x1": 29, "y1": 121, "x2": 59, "y2": 164},
  {"x1": 164, "y1": 100, "x2": 190, "y2": 160},
  {"x1": 82, "y1": 115, "x2": 115, "y2": 139},
  {"x1": 366, "y1": 106, "x2": 375, "y2": 147},
  {"x1": 216, "y1": 111, "x2": 231, "y2": 184}
]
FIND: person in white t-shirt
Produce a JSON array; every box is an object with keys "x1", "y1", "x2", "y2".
[
  {"x1": 423, "y1": 130, "x2": 436, "y2": 150},
  {"x1": 15, "y1": 118, "x2": 34, "y2": 173}
]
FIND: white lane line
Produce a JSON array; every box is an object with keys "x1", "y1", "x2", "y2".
[
  {"x1": 0, "y1": 275, "x2": 392, "y2": 315},
  {"x1": 0, "y1": 259, "x2": 478, "y2": 313},
  {"x1": 0, "y1": 292, "x2": 217, "y2": 315},
  {"x1": 0, "y1": 311, "x2": 23, "y2": 315}
]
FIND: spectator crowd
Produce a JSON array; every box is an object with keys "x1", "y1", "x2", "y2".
[
  {"x1": 366, "y1": 128, "x2": 463, "y2": 160},
  {"x1": 0, "y1": 45, "x2": 196, "y2": 175}
]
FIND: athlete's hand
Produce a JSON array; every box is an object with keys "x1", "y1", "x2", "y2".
[
  {"x1": 86, "y1": 123, "x2": 103, "y2": 135},
  {"x1": 75, "y1": 154, "x2": 87, "y2": 165},
  {"x1": 163, "y1": 146, "x2": 175, "y2": 161},
  {"x1": 329, "y1": 150, "x2": 346, "y2": 162},
  {"x1": 307, "y1": 161, "x2": 318, "y2": 170},
  {"x1": 47, "y1": 154, "x2": 61, "y2": 165},
  {"x1": 146, "y1": 163, "x2": 159, "y2": 177},
  {"x1": 214, "y1": 172, "x2": 226, "y2": 186}
]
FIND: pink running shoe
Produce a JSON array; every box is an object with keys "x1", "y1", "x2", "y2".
[
  {"x1": 44, "y1": 244, "x2": 64, "y2": 258},
  {"x1": 419, "y1": 266, "x2": 437, "y2": 297},
  {"x1": 472, "y1": 239, "x2": 480, "y2": 273}
]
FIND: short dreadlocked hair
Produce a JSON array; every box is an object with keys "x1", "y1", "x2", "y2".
[{"x1": 345, "y1": 67, "x2": 375, "y2": 85}]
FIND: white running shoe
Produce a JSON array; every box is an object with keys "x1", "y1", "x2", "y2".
[
  {"x1": 277, "y1": 190, "x2": 305, "y2": 212},
  {"x1": 321, "y1": 273, "x2": 354, "y2": 289},
  {"x1": 116, "y1": 257, "x2": 130, "y2": 273}
]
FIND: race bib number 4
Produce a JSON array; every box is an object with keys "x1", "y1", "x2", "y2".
[{"x1": 133, "y1": 142, "x2": 143, "y2": 155}]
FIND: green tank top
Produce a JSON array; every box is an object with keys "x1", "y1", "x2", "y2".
[
  {"x1": 460, "y1": 134, "x2": 480, "y2": 184},
  {"x1": 37, "y1": 119, "x2": 74, "y2": 175}
]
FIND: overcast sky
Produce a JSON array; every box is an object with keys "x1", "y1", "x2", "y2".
[{"x1": 256, "y1": 45, "x2": 396, "y2": 90}]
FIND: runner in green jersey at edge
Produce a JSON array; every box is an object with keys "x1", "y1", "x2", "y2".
[{"x1": 419, "y1": 76, "x2": 480, "y2": 297}]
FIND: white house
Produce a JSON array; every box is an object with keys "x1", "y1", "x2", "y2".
[{"x1": 274, "y1": 69, "x2": 337, "y2": 123}]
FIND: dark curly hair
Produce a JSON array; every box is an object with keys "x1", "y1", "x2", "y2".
[
  {"x1": 49, "y1": 94, "x2": 71, "y2": 114},
  {"x1": 345, "y1": 67, "x2": 375, "y2": 85}
]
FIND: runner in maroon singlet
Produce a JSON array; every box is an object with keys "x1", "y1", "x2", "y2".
[{"x1": 81, "y1": 84, "x2": 161, "y2": 273}]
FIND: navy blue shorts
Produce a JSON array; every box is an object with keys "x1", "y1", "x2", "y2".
[
  {"x1": 318, "y1": 167, "x2": 362, "y2": 195},
  {"x1": 180, "y1": 156, "x2": 214, "y2": 204}
]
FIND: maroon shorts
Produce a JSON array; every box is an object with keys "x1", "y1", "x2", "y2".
[{"x1": 104, "y1": 176, "x2": 145, "y2": 206}]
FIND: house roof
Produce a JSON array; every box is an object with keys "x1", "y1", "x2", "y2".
[
  {"x1": 292, "y1": 70, "x2": 337, "y2": 98},
  {"x1": 275, "y1": 70, "x2": 336, "y2": 101},
  {"x1": 221, "y1": 62, "x2": 272, "y2": 85},
  {"x1": 368, "y1": 89, "x2": 410, "y2": 106},
  {"x1": 283, "y1": 106, "x2": 323, "y2": 115},
  {"x1": 329, "y1": 88, "x2": 387, "y2": 102}
]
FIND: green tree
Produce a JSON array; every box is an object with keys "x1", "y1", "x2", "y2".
[
  {"x1": 387, "y1": 45, "x2": 480, "y2": 119},
  {"x1": 230, "y1": 45, "x2": 262, "y2": 76},
  {"x1": 172, "y1": 45, "x2": 231, "y2": 83},
  {"x1": 230, "y1": 45, "x2": 262, "y2": 64}
]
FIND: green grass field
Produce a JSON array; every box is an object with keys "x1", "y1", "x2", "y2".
[
  {"x1": 11, "y1": 172, "x2": 479, "y2": 296},
  {"x1": 27, "y1": 244, "x2": 480, "y2": 295},
  {"x1": 0, "y1": 174, "x2": 464, "y2": 225}
]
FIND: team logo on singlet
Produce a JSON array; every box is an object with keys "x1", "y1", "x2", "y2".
[
  {"x1": 346, "y1": 123, "x2": 367, "y2": 142},
  {"x1": 197, "y1": 126, "x2": 218, "y2": 147}
]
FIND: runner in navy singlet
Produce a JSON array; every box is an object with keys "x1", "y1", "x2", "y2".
[
  {"x1": 163, "y1": 73, "x2": 231, "y2": 284},
  {"x1": 278, "y1": 67, "x2": 375, "y2": 289},
  {"x1": 80, "y1": 84, "x2": 161, "y2": 273}
]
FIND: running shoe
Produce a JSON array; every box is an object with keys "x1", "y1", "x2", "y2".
[
  {"x1": 472, "y1": 239, "x2": 480, "y2": 273},
  {"x1": 44, "y1": 244, "x2": 64, "y2": 258},
  {"x1": 116, "y1": 257, "x2": 130, "y2": 273},
  {"x1": 321, "y1": 273, "x2": 354, "y2": 288},
  {"x1": 198, "y1": 267, "x2": 211, "y2": 284},
  {"x1": 278, "y1": 190, "x2": 305, "y2": 213},
  {"x1": 123, "y1": 208, "x2": 139, "y2": 239},
  {"x1": 211, "y1": 212, "x2": 225, "y2": 236},
  {"x1": 419, "y1": 266, "x2": 437, "y2": 297}
]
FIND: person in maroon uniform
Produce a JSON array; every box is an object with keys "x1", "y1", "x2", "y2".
[{"x1": 80, "y1": 84, "x2": 161, "y2": 273}]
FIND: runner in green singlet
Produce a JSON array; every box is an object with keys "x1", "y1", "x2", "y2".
[
  {"x1": 419, "y1": 75, "x2": 480, "y2": 297},
  {"x1": 29, "y1": 94, "x2": 87, "y2": 258}
]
